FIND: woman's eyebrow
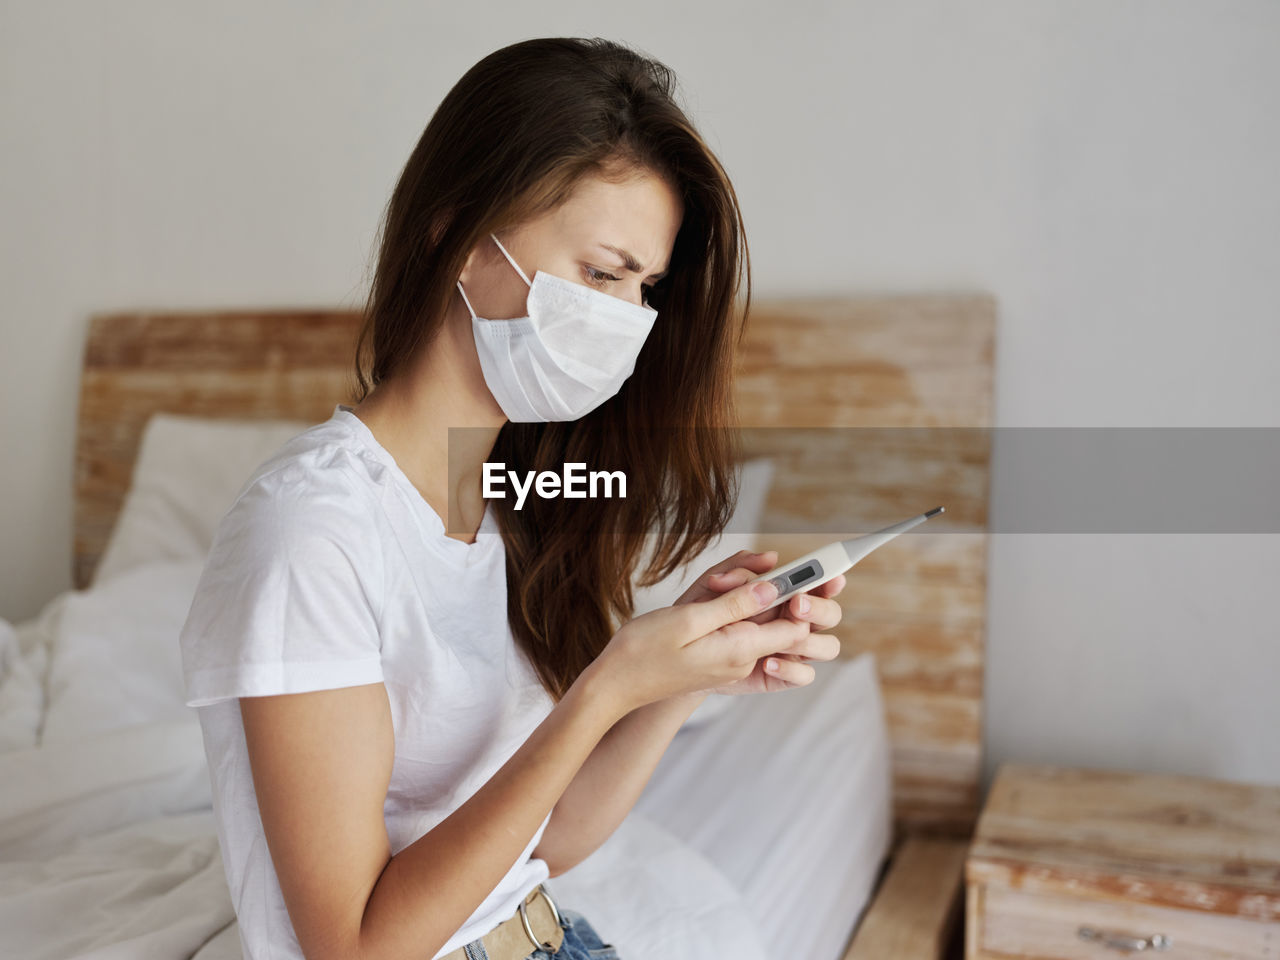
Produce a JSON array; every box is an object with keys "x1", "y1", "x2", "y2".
[{"x1": 600, "y1": 243, "x2": 668, "y2": 281}]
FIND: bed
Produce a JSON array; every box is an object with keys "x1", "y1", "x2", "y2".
[{"x1": 0, "y1": 293, "x2": 994, "y2": 959}]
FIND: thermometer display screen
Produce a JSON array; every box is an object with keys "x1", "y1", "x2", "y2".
[{"x1": 788, "y1": 565, "x2": 816, "y2": 586}]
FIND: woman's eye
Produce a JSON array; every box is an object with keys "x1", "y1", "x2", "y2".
[{"x1": 584, "y1": 265, "x2": 657, "y2": 305}]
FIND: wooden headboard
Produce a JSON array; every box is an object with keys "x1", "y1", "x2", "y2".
[
  {"x1": 76, "y1": 295, "x2": 994, "y2": 839},
  {"x1": 738, "y1": 297, "x2": 994, "y2": 840}
]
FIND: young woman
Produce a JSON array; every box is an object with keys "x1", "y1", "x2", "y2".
[{"x1": 179, "y1": 37, "x2": 846, "y2": 960}]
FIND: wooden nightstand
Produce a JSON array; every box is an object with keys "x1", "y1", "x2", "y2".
[{"x1": 965, "y1": 763, "x2": 1280, "y2": 959}]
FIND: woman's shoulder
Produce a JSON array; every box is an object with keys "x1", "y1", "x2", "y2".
[{"x1": 220, "y1": 416, "x2": 392, "y2": 539}]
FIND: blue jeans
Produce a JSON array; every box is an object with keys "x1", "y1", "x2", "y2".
[
  {"x1": 462, "y1": 907, "x2": 620, "y2": 960},
  {"x1": 527, "y1": 907, "x2": 619, "y2": 960}
]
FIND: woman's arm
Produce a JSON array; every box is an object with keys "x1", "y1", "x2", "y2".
[
  {"x1": 534, "y1": 552, "x2": 847, "y2": 876},
  {"x1": 239, "y1": 574, "x2": 793, "y2": 960},
  {"x1": 531, "y1": 689, "x2": 708, "y2": 877},
  {"x1": 240, "y1": 666, "x2": 623, "y2": 960}
]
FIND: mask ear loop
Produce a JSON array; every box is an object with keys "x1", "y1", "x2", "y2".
[
  {"x1": 457, "y1": 232, "x2": 533, "y2": 319},
  {"x1": 456, "y1": 281, "x2": 478, "y2": 319},
  {"x1": 490, "y1": 233, "x2": 533, "y2": 287}
]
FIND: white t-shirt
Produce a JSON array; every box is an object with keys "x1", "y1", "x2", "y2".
[{"x1": 179, "y1": 404, "x2": 557, "y2": 960}]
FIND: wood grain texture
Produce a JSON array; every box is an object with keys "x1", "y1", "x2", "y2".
[
  {"x1": 971, "y1": 884, "x2": 1279, "y2": 959},
  {"x1": 736, "y1": 295, "x2": 995, "y2": 835},
  {"x1": 843, "y1": 836, "x2": 969, "y2": 960},
  {"x1": 967, "y1": 763, "x2": 1280, "y2": 921},
  {"x1": 74, "y1": 310, "x2": 362, "y2": 589},
  {"x1": 76, "y1": 293, "x2": 995, "y2": 842}
]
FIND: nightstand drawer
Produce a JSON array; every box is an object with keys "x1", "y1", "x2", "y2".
[{"x1": 972, "y1": 884, "x2": 1278, "y2": 960}]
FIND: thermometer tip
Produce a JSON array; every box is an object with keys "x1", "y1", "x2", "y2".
[{"x1": 924, "y1": 506, "x2": 944, "y2": 518}]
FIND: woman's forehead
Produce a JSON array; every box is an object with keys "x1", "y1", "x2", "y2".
[{"x1": 548, "y1": 170, "x2": 682, "y2": 268}]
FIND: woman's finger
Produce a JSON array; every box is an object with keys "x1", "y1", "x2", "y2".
[
  {"x1": 814, "y1": 573, "x2": 846, "y2": 598},
  {"x1": 706, "y1": 553, "x2": 776, "y2": 585},
  {"x1": 762, "y1": 654, "x2": 816, "y2": 687},
  {"x1": 780, "y1": 633, "x2": 842, "y2": 663},
  {"x1": 705, "y1": 550, "x2": 776, "y2": 579},
  {"x1": 785, "y1": 591, "x2": 843, "y2": 630},
  {"x1": 674, "y1": 552, "x2": 778, "y2": 607}
]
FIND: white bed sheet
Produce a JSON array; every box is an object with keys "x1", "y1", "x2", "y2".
[
  {"x1": 633, "y1": 653, "x2": 894, "y2": 960},
  {"x1": 0, "y1": 552, "x2": 891, "y2": 959}
]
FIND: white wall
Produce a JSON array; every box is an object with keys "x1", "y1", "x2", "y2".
[{"x1": 3, "y1": 1, "x2": 1277, "y2": 793}]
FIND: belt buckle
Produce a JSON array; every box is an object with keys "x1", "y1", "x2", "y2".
[{"x1": 517, "y1": 883, "x2": 562, "y2": 954}]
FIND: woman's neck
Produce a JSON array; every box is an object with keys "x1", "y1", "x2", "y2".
[{"x1": 351, "y1": 313, "x2": 505, "y2": 543}]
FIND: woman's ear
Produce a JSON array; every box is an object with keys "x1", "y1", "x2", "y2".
[{"x1": 457, "y1": 242, "x2": 483, "y2": 287}]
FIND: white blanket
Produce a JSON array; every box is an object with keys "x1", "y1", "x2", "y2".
[{"x1": 0, "y1": 721, "x2": 236, "y2": 960}]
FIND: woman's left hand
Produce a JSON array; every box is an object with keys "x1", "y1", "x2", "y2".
[{"x1": 671, "y1": 549, "x2": 845, "y2": 695}]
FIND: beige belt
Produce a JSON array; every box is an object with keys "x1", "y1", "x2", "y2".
[{"x1": 440, "y1": 883, "x2": 565, "y2": 960}]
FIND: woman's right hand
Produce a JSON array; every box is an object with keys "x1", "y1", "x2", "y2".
[{"x1": 586, "y1": 578, "x2": 813, "y2": 715}]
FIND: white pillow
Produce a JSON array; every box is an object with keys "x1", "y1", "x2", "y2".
[{"x1": 93, "y1": 414, "x2": 312, "y2": 586}]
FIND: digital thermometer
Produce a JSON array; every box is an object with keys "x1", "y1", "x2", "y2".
[{"x1": 749, "y1": 506, "x2": 945, "y2": 613}]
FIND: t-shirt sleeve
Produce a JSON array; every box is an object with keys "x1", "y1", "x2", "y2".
[{"x1": 179, "y1": 462, "x2": 386, "y2": 708}]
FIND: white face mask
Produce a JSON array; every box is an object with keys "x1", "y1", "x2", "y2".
[{"x1": 458, "y1": 233, "x2": 659, "y2": 422}]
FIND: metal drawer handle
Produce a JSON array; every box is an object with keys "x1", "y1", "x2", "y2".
[{"x1": 1078, "y1": 925, "x2": 1172, "y2": 952}]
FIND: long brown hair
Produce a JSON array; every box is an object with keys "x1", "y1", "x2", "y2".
[{"x1": 353, "y1": 38, "x2": 751, "y2": 702}]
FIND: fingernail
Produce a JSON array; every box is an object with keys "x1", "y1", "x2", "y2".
[
  {"x1": 752, "y1": 580, "x2": 778, "y2": 605},
  {"x1": 766, "y1": 659, "x2": 780, "y2": 673},
  {"x1": 798, "y1": 595, "x2": 811, "y2": 616}
]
